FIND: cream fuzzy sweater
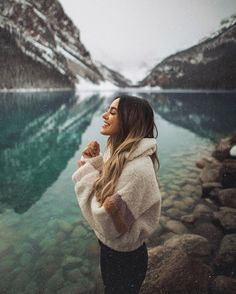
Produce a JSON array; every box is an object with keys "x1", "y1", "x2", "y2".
[{"x1": 72, "y1": 138, "x2": 161, "y2": 251}]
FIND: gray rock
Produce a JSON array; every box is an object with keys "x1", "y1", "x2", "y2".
[
  {"x1": 46, "y1": 269, "x2": 64, "y2": 291},
  {"x1": 0, "y1": 242, "x2": 12, "y2": 257},
  {"x1": 0, "y1": 255, "x2": 16, "y2": 273},
  {"x1": 66, "y1": 268, "x2": 82, "y2": 283},
  {"x1": 209, "y1": 187, "x2": 221, "y2": 201},
  {"x1": 196, "y1": 158, "x2": 208, "y2": 169},
  {"x1": 12, "y1": 271, "x2": 31, "y2": 292},
  {"x1": 71, "y1": 225, "x2": 88, "y2": 239},
  {"x1": 58, "y1": 221, "x2": 74, "y2": 234},
  {"x1": 191, "y1": 222, "x2": 223, "y2": 252},
  {"x1": 210, "y1": 275, "x2": 236, "y2": 294},
  {"x1": 194, "y1": 203, "x2": 214, "y2": 215},
  {"x1": 57, "y1": 284, "x2": 83, "y2": 294},
  {"x1": 164, "y1": 234, "x2": 211, "y2": 257},
  {"x1": 200, "y1": 161, "x2": 222, "y2": 184},
  {"x1": 141, "y1": 245, "x2": 212, "y2": 294},
  {"x1": 62, "y1": 255, "x2": 82, "y2": 270},
  {"x1": 159, "y1": 232, "x2": 177, "y2": 243},
  {"x1": 165, "y1": 220, "x2": 188, "y2": 234},
  {"x1": 159, "y1": 215, "x2": 170, "y2": 226},
  {"x1": 215, "y1": 234, "x2": 236, "y2": 267},
  {"x1": 181, "y1": 214, "x2": 196, "y2": 224},
  {"x1": 214, "y1": 207, "x2": 236, "y2": 230},
  {"x1": 213, "y1": 136, "x2": 233, "y2": 161},
  {"x1": 218, "y1": 188, "x2": 236, "y2": 208},
  {"x1": 162, "y1": 198, "x2": 173, "y2": 209},
  {"x1": 165, "y1": 207, "x2": 185, "y2": 218},
  {"x1": 193, "y1": 203, "x2": 214, "y2": 221},
  {"x1": 24, "y1": 281, "x2": 38, "y2": 294},
  {"x1": 182, "y1": 196, "x2": 196, "y2": 207},
  {"x1": 183, "y1": 184, "x2": 196, "y2": 194},
  {"x1": 196, "y1": 156, "x2": 219, "y2": 169},
  {"x1": 202, "y1": 182, "x2": 223, "y2": 197}
]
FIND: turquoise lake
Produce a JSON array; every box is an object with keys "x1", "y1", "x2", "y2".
[{"x1": 0, "y1": 90, "x2": 235, "y2": 293}]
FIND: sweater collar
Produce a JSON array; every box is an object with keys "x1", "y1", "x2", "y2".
[
  {"x1": 104, "y1": 138, "x2": 157, "y2": 161},
  {"x1": 125, "y1": 138, "x2": 157, "y2": 160}
]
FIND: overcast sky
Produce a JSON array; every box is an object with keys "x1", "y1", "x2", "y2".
[{"x1": 60, "y1": 0, "x2": 236, "y2": 81}]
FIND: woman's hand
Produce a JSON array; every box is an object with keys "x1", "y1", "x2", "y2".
[
  {"x1": 76, "y1": 141, "x2": 100, "y2": 168},
  {"x1": 77, "y1": 159, "x2": 85, "y2": 168},
  {"x1": 82, "y1": 140, "x2": 100, "y2": 158}
]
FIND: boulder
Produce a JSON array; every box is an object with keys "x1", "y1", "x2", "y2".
[
  {"x1": 141, "y1": 245, "x2": 212, "y2": 294},
  {"x1": 209, "y1": 275, "x2": 236, "y2": 294},
  {"x1": 164, "y1": 234, "x2": 211, "y2": 257},
  {"x1": 196, "y1": 156, "x2": 220, "y2": 169},
  {"x1": 181, "y1": 214, "x2": 196, "y2": 224},
  {"x1": 165, "y1": 220, "x2": 188, "y2": 234},
  {"x1": 200, "y1": 161, "x2": 222, "y2": 184},
  {"x1": 193, "y1": 203, "x2": 214, "y2": 215},
  {"x1": 191, "y1": 222, "x2": 223, "y2": 252},
  {"x1": 214, "y1": 234, "x2": 236, "y2": 275},
  {"x1": 209, "y1": 188, "x2": 221, "y2": 202},
  {"x1": 212, "y1": 136, "x2": 234, "y2": 161},
  {"x1": 218, "y1": 188, "x2": 236, "y2": 208},
  {"x1": 193, "y1": 203, "x2": 215, "y2": 221},
  {"x1": 202, "y1": 182, "x2": 222, "y2": 197},
  {"x1": 214, "y1": 207, "x2": 236, "y2": 230},
  {"x1": 196, "y1": 158, "x2": 207, "y2": 169}
]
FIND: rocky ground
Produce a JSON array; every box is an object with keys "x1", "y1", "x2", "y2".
[{"x1": 140, "y1": 133, "x2": 236, "y2": 294}]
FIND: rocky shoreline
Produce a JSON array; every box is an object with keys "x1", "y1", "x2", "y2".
[{"x1": 140, "y1": 133, "x2": 236, "y2": 294}]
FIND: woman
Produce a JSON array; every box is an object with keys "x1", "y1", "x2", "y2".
[{"x1": 72, "y1": 95, "x2": 161, "y2": 293}]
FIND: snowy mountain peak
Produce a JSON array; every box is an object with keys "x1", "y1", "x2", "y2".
[{"x1": 0, "y1": 0, "x2": 131, "y2": 89}]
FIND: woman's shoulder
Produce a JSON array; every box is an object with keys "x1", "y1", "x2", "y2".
[{"x1": 123, "y1": 156, "x2": 155, "y2": 178}]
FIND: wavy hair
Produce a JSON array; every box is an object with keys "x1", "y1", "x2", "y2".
[{"x1": 94, "y1": 95, "x2": 160, "y2": 206}]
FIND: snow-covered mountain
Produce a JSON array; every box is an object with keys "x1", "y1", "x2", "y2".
[
  {"x1": 139, "y1": 15, "x2": 236, "y2": 89},
  {"x1": 0, "y1": 0, "x2": 131, "y2": 89}
]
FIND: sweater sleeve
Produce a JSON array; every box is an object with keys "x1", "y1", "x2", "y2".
[
  {"x1": 101, "y1": 169, "x2": 161, "y2": 236},
  {"x1": 72, "y1": 157, "x2": 161, "y2": 240}
]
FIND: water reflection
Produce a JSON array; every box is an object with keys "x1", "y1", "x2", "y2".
[
  {"x1": 0, "y1": 90, "x2": 235, "y2": 293},
  {"x1": 135, "y1": 92, "x2": 236, "y2": 142},
  {"x1": 0, "y1": 91, "x2": 103, "y2": 213}
]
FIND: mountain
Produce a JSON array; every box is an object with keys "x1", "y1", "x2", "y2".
[
  {"x1": 95, "y1": 61, "x2": 132, "y2": 87},
  {"x1": 139, "y1": 15, "x2": 236, "y2": 90},
  {"x1": 0, "y1": 0, "x2": 131, "y2": 89}
]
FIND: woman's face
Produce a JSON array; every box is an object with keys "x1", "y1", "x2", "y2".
[{"x1": 100, "y1": 98, "x2": 120, "y2": 136}]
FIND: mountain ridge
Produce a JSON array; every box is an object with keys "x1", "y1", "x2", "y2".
[
  {"x1": 0, "y1": 0, "x2": 131, "y2": 89},
  {"x1": 139, "y1": 15, "x2": 236, "y2": 89}
]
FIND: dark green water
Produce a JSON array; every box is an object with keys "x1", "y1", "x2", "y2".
[{"x1": 0, "y1": 90, "x2": 235, "y2": 293}]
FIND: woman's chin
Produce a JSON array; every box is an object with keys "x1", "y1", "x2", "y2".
[{"x1": 100, "y1": 128, "x2": 110, "y2": 136}]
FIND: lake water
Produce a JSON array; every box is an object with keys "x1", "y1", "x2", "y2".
[{"x1": 0, "y1": 90, "x2": 235, "y2": 293}]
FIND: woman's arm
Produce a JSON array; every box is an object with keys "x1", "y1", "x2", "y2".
[{"x1": 72, "y1": 157, "x2": 161, "y2": 240}]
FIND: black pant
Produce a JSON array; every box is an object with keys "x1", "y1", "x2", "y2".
[{"x1": 98, "y1": 239, "x2": 148, "y2": 294}]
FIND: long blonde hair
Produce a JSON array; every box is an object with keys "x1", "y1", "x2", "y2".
[{"x1": 94, "y1": 95, "x2": 160, "y2": 206}]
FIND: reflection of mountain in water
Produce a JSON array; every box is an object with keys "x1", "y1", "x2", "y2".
[
  {"x1": 0, "y1": 92, "x2": 103, "y2": 213},
  {"x1": 141, "y1": 92, "x2": 236, "y2": 141}
]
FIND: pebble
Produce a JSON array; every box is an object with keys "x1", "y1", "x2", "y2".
[
  {"x1": 67, "y1": 268, "x2": 82, "y2": 283},
  {"x1": 46, "y1": 269, "x2": 64, "y2": 291},
  {"x1": 162, "y1": 198, "x2": 173, "y2": 209},
  {"x1": 165, "y1": 220, "x2": 188, "y2": 234},
  {"x1": 62, "y1": 255, "x2": 82, "y2": 269}
]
